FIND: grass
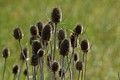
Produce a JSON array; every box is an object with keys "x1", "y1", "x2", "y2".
[{"x1": 0, "y1": 0, "x2": 120, "y2": 80}]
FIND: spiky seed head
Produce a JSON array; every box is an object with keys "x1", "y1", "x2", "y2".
[
  {"x1": 42, "y1": 24, "x2": 52, "y2": 42},
  {"x1": 20, "y1": 47, "x2": 29, "y2": 61},
  {"x1": 70, "y1": 34, "x2": 78, "y2": 48},
  {"x1": 80, "y1": 39, "x2": 90, "y2": 53},
  {"x1": 37, "y1": 49, "x2": 44, "y2": 58},
  {"x1": 31, "y1": 54, "x2": 38, "y2": 66},
  {"x1": 59, "y1": 68, "x2": 65, "y2": 77},
  {"x1": 52, "y1": 61, "x2": 59, "y2": 73},
  {"x1": 13, "y1": 27, "x2": 23, "y2": 40},
  {"x1": 76, "y1": 60, "x2": 83, "y2": 71},
  {"x1": 74, "y1": 53, "x2": 78, "y2": 61},
  {"x1": 51, "y1": 7, "x2": 62, "y2": 23},
  {"x1": 32, "y1": 40, "x2": 42, "y2": 54},
  {"x1": 23, "y1": 69, "x2": 28, "y2": 76},
  {"x1": 60, "y1": 39, "x2": 71, "y2": 57},
  {"x1": 73, "y1": 24, "x2": 83, "y2": 37},
  {"x1": 12, "y1": 64, "x2": 19, "y2": 75},
  {"x1": 2, "y1": 47, "x2": 10, "y2": 59},
  {"x1": 48, "y1": 21, "x2": 55, "y2": 33},
  {"x1": 58, "y1": 29, "x2": 66, "y2": 41},
  {"x1": 30, "y1": 25, "x2": 38, "y2": 36},
  {"x1": 30, "y1": 36, "x2": 36, "y2": 45},
  {"x1": 36, "y1": 21, "x2": 43, "y2": 36}
]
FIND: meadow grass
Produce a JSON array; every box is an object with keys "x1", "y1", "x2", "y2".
[{"x1": 0, "y1": 0, "x2": 120, "y2": 80}]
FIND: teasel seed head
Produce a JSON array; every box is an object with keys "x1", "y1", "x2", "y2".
[
  {"x1": 12, "y1": 64, "x2": 19, "y2": 75},
  {"x1": 13, "y1": 27, "x2": 23, "y2": 40},
  {"x1": 80, "y1": 39, "x2": 90, "y2": 53},
  {"x1": 73, "y1": 24, "x2": 83, "y2": 37},
  {"x1": 37, "y1": 49, "x2": 44, "y2": 58},
  {"x1": 30, "y1": 25, "x2": 38, "y2": 36},
  {"x1": 51, "y1": 7, "x2": 62, "y2": 24},
  {"x1": 36, "y1": 21, "x2": 43, "y2": 36},
  {"x1": 52, "y1": 61, "x2": 59, "y2": 73},
  {"x1": 76, "y1": 60, "x2": 83, "y2": 71},
  {"x1": 74, "y1": 53, "x2": 78, "y2": 61},
  {"x1": 60, "y1": 39, "x2": 71, "y2": 57},
  {"x1": 32, "y1": 40, "x2": 42, "y2": 54},
  {"x1": 59, "y1": 68, "x2": 65, "y2": 77},
  {"x1": 31, "y1": 54, "x2": 38, "y2": 66},
  {"x1": 70, "y1": 34, "x2": 78, "y2": 48},
  {"x1": 2, "y1": 47, "x2": 10, "y2": 59},
  {"x1": 41, "y1": 24, "x2": 52, "y2": 43},
  {"x1": 30, "y1": 36, "x2": 37, "y2": 45},
  {"x1": 48, "y1": 21, "x2": 55, "y2": 33},
  {"x1": 20, "y1": 47, "x2": 29, "y2": 61},
  {"x1": 23, "y1": 69, "x2": 28, "y2": 76},
  {"x1": 58, "y1": 29, "x2": 66, "y2": 41}
]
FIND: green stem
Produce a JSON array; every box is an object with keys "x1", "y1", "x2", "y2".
[
  {"x1": 2, "y1": 59, "x2": 6, "y2": 80},
  {"x1": 84, "y1": 53, "x2": 87, "y2": 80}
]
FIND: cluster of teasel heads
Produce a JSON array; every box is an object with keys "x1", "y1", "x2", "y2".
[{"x1": 2, "y1": 7, "x2": 90, "y2": 80}]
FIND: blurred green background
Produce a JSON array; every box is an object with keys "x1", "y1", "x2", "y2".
[{"x1": 0, "y1": 0, "x2": 120, "y2": 80}]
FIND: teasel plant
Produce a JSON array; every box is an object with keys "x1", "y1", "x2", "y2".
[
  {"x1": 2, "y1": 47, "x2": 10, "y2": 80},
  {"x1": 13, "y1": 27, "x2": 29, "y2": 80},
  {"x1": 23, "y1": 69, "x2": 28, "y2": 80},
  {"x1": 12, "y1": 64, "x2": 19, "y2": 80}
]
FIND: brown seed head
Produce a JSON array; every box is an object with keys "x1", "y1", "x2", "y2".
[
  {"x1": 58, "y1": 29, "x2": 66, "y2": 41},
  {"x1": 52, "y1": 61, "x2": 59, "y2": 73},
  {"x1": 20, "y1": 47, "x2": 29, "y2": 61},
  {"x1": 73, "y1": 24, "x2": 83, "y2": 37},
  {"x1": 70, "y1": 34, "x2": 78, "y2": 48},
  {"x1": 12, "y1": 64, "x2": 19, "y2": 75},
  {"x1": 31, "y1": 54, "x2": 38, "y2": 66},
  {"x1": 2, "y1": 47, "x2": 10, "y2": 59},
  {"x1": 30, "y1": 25, "x2": 38, "y2": 36},
  {"x1": 74, "y1": 53, "x2": 78, "y2": 61},
  {"x1": 59, "y1": 68, "x2": 65, "y2": 77},
  {"x1": 37, "y1": 49, "x2": 44, "y2": 58},
  {"x1": 48, "y1": 21, "x2": 55, "y2": 33},
  {"x1": 76, "y1": 60, "x2": 83, "y2": 71},
  {"x1": 13, "y1": 27, "x2": 23, "y2": 40},
  {"x1": 51, "y1": 7, "x2": 62, "y2": 23},
  {"x1": 23, "y1": 69, "x2": 28, "y2": 76},
  {"x1": 36, "y1": 21, "x2": 43, "y2": 36}
]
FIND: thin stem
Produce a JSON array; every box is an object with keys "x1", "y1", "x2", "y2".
[
  {"x1": 40, "y1": 58, "x2": 44, "y2": 80},
  {"x1": 84, "y1": 53, "x2": 87, "y2": 80},
  {"x1": 71, "y1": 48, "x2": 75, "y2": 80},
  {"x1": 67, "y1": 56, "x2": 72, "y2": 80},
  {"x1": 61, "y1": 56, "x2": 64, "y2": 80},
  {"x1": 13, "y1": 74, "x2": 16, "y2": 80},
  {"x1": 33, "y1": 66, "x2": 36, "y2": 80},
  {"x1": 118, "y1": 72, "x2": 120, "y2": 80},
  {"x1": 18, "y1": 61, "x2": 24, "y2": 80},
  {"x1": 81, "y1": 53, "x2": 85, "y2": 80},
  {"x1": 2, "y1": 59, "x2": 7, "y2": 80},
  {"x1": 78, "y1": 71, "x2": 81, "y2": 80}
]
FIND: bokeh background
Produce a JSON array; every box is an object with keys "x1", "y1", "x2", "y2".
[{"x1": 0, "y1": 0, "x2": 120, "y2": 80}]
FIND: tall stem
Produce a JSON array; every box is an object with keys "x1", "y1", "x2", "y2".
[
  {"x1": 84, "y1": 53, "x2": 87, "y2": 80},
  {"x1": 67, "y1": 56, "x2": 72, "y2": 80},
  {"x1": 18, "y1": 61, "x2": 24, "y2": 80},
  {"x1": 40, "y1": 58, "x2": 44, "y2": 80},
  {"x1": 2, "y1": 59, "x2": 6, "y2": 80},
  {"x1": 61, "y1": 56, "x2": 64, "y2": 80},
  {"x1": 33, "y1": 66, "x2": 36, "y2": 80},
  {"x1": 71, "y1": 48, "x2": 75, "y2": 80},
  {"x1": 78, "y1": 71, "x2": 81, "y2": 80},
  {"x1": 13, "y1": 74, "x2": 16, "y2": 80},
  {"x1": 81, "y1": 53, "x2": 85, "y2": 80}
]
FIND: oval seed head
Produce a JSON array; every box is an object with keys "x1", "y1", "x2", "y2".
[
  {"x1": 36, "y1": 21, "x2": 43, "y2": 36},
  {"x1": 51, "y1": 7, "x2": 62, "y2": 24},
  {"x1": 30, "y1": 25, "x2": 38, "y2": 36},
  {"x1": 48, "y1": 21, "x2": 55, "y2": 33},
  {"x1": 76, "y1": 60, "x2": 83, "y2": 71},
  {"x1": 42, "y1": 24, "x2": 52, "y2": 42},
  {"x1": 74, "y1": 53, "x2": 78, "y2": 61},
  {"x1": 30, "y1": 36, "x2": 37, "y2": 45},
  {"x1": 80, "y1": 39, "x2": 90, "y2": 53},
  {"x1": 37, "y1": 49, "x2": 44, "y2": 58},
  {"x1": 59, "y1": 68, "x2": 65, "y2": 77},
  {"x1": 60, "y1": 39, "x2": 71, "y2": 57},
  {"x1": 73, "y1": 24, "x2": 83, "y2": 37},
  {"x1": 2, "y1": 47, "x2": 10, "y2": 59},
  {"x1": 23, "y1": 69, "x2": 28, "y2": 76},
  {"x1": 13, "y1": 27, "x2": 23, "y2": 40},
  {"x1": 31, "y1": 54, "x2": 38, "y2": 66},
  {"x1": 70, "y1": 34, "x2": 78, "y2": 48},
  {"x1": 32, "y1": 40, "x2": 42, "y2": 54},
  {"x1": 58, "y1": 29, "x2": 66, "y2": 41},
  {"x1": 52, "y1": 61, "x2": 59, "y2": 73},
  {"x1": 20, "y1": 47, "x2": 29, "y2": 61},
  {"x1": 12, "y1": 64, "x2": 19, "y2": 75}
]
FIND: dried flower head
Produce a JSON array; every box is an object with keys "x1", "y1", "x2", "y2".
[
  {"x1": 80, "y1": 39, "x2": 90, "y2": 53},
  {"x1": 13, "y1": 27, "x2": 23, "y2": 40},
  {"x1": 52, "y1": 61, "x2": 59, "y2": 73},
  {"x1": 37, "y1": 49, "x2": 44, "y2": 58},
  {"x1": 58, "y1": 29, "x2": 66, "y2": 41},
  {"x1": 48, "y1": 21, "x2": 55, "y2": 33},
  {"x1": 30, "y1": 25, "x2": 38, "y2": 36},
  {"x1": 20, "y1": 47, "x2": 29, "y2": 61},
  {"x1": 12, "y1": 64, "x2": 19, "y2": 75},
  {"x1": 73, "y1": 24, "x2": 83, "y2": 37},
  {"x1": 76, "y1": 60, "x2": 83, "y2": 71},
  {"x1": 36, "y1": 21, "x2": 43, "y2": 36},
  {"x1": 70, "y1": 34, "x2": 78, "y2": 48},
  {"x1": 2, "y1": 47, "x2": 10, "y2": 59},
  {"x1": 60, "y1": 39, "x2": 71, "y2": 57},
  {"x1": 74, "y1": 53, "x2": 78, "y2": 61},
  {"x1": 31, "y1": 54, "x2": 38, "y2": 66},
  {"x1": 51, "y1": 7, "x2": 62, "y2": 23},
  {"x1": 30, "y1": 36, "x2": 37, "y2": 45},
  {"x1": 23, "y1": 69, "x2": 28, "y2": 76},
  {"x1": 59, "y1": 68, "x2": 65, "y2": 77}
]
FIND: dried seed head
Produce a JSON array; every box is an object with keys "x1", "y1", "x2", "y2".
[
  {"x1": 37, "y1": 49, "x2": 44, "y2": 58},
  {"x1": 30, "y1": 25, "x2": 38, "y2": 36},
  {"x1": 31, "y1": 54, "x2": 38, "y2": 66},
  {"x1": 20, "y1": 47, "x2": 29, "y2": 61},
  {"x1": 32, "y1": 40, "x2": 42, "y2": 54},
  {"x1": 23, "y1": 69, "x2": 28, "y2": 76},
  {"x1": 51, "y1": 7, "x2": 62, "y2": 23},
  {"x1": 42, "y1": 24, "x2": 52, "y2": 42},
  {"x1": 59, "y1": 68, "x2": 65, "y2": 77},
  {"x1": 13, "y1": 27, "x2": 23, "y2": 40},
  {"x1": 74, "y1": 53, "x2": 78, "y2": 61},
  {"x1": 48, "y1": 21, "x2": 55, "y2": 33},
  {"x1": 58, "y1": 29, "x2": 66, "y2": 41},
  {"x1": 30, "y1": 36, "x2": 37, "y2": 45},
  {"x1": 70, "y1": 34, "x2": 78, "y2": 48},
  {"x1": 76, "y1": 60, "x2": 83, "y2": 71},
  {"x1": 36, "y1": 21, "x2": 43, "y2": 36},
  {"x1": 60, "y1": 39, "x2": 71, "y2": 57},
  {"x1": 52, "y1": 61, "x2": 59, "y2": 73},
  {"x1": 2, "y1": 47, "x2": 10, "y2": 59},
  {"x1": 12, "y1": 64, "x2": 19, "y2": 75},
  {"x1": 80, "y1": 39, "x2": 90, "y2": 53},
  {"x1": 73, "y1": 24, "x2": 83, "y2": 37}
]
